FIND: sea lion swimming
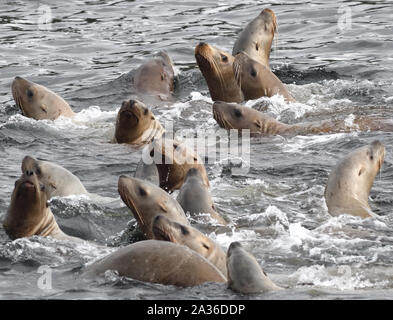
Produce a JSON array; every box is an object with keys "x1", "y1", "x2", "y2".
[
  {"x1": 134, "y1": 158, "x2": 160, "y2": 186},
  {"x1": 132, "y1": 51, "x2": 175, "y2": 101},
  {"x1": 324, "y1": 140, "x2": 385, "y2": 219},
  {"x1": 227, "y1": 241, "x2": 282, "y2": 294},
  {"x1": 233, "y1": 52, "x2": 295, "y2": 103},
  {"x1": 232, "y1": 8, "x2": 277, "y2": 68},
  {"x1": 213, "y1": 101, "x2": 393, "y2": 137},
  {"x1": 11, "y1": 76, "x2": 75, "y2": 120},
  {"x1": 147, "y1": 137, "x2": 210, "y2": 192},
  {"x1": 118, "y1": 175, "x2": 189, "y2": 239},
  {"x1": 177, "y1": 168, "x2": 227, "y2": 225},
  {"x1": 195, "y1": 42, "x2": 244, "y2": 103},
  {"x1": 152, "y1": 215, "x2": 228, "y2": 276},
  {"x1": 114, "y1": 99, "x2": 164, "y2": 146},
  {"x1": 21, "y1": 155, "x2": 88, "y2": 200},
  {"x1": 3, "y1": 171, "x2": 82, "y2": 242},
  {"x1": 82, "y1": 240, "x2": 227, "y2": 287}
]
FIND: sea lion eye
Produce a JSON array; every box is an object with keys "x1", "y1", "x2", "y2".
[
  {"x1": 221, "y1": 54, "x2": 228, "y2": 62},
  {"x1": 234, "y1": 109, "x2": 242, "y2": 118},
  {"x1": 180, "y1": 226, "x2": 189, "y2": 235},
  {"x1": 250, "y1": 68, "x2": 257, "y2": 77},
  {"x1": 139, "y1": 187, "x2": 147, "y2": 196},
  {"x1": 144, "y1": 108, "x2": 149, "y2": 115},
  {"x1": 27, "y1": 89, "x2": 34, "y2": 98}
]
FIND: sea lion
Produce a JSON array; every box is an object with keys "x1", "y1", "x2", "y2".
[
  {"x1": 114, "y1": 99, "x2": 164, "y2": 146},
  {"x1": 324, "y1": 140, "x2": 385, "y2": 219},
  {"x1": 148, "y1": 137, "x2": 210, "y2": 192},
  {"x1": 11, "y1": 76, "x2": 75, "y2": 120},
  {"x1": 82, "y1": 240, "x2": 227, "y2": 286},
  {"x1": 213, "y1": 101, "x2": 393, "y2": 137},
  {"x1": 233, "y1": 52, "x2": 295, "y2": 103},
  {"x1": 195, "y1": 42, "x2": 244, "y2": 103},
  {"x1": 132, "y1": 51, "x2": 175, "y2": 101},
  {"x1": 21, "y1": 155, "x2": 88, "y2": 200},
  {"x1": 232, "y1": 8, "x2": 277, "y2": 68},
  {"x1": 118, "y1": 175, "x2": 189, "y2": 239},
  {"x1": 134, "y1": 158, "x2": 160, "y2": 186},
  {"x1": 227, "y1": 241, "x2": 282, "y2": 294},
  {"x1": 152, "y1": 215, "x2": 228, "y2": 276},
  {"x1": 177, "y1": 168, "x2": 226, "y2": 225},
  {"x1": 3, "y1": 171, "x2": 82, "y2": 242}
]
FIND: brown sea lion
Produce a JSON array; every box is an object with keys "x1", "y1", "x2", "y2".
[
  {"x1": 118, "y1": 175, "x2": 189, "y2": 239},
  {"x1": 3, "y1": 171, "x2": 82, "y2": 242},
  {"x1": 11, "y1": 76, "x2": 75, "y2": 120},
  {"x1": 177, "y1": 168, "x2": 226, "y2": 225},
  {"x1": 152, "y1": 215, "x2": 228, "y2": 276},
  {"x1": 82, "y1": 240, "x2": 227, "y2": 286},
  {"x1": 21, "y1": 155, "x2": 88, "y2": 200},
  {"x1": 232, "y1": 8, "x2": 277, "y2": 68},
  {"x1": 233, "y1": 52, "x2": 295, "y2": 103},
  {"x1": 132, "y1": 51, "x2": 175, "y2": 101},
  {"x1": 213, "y1": 101, "x2": 393, "y2": 137},
  {"x1": 324, "y1": 140, "x2": 385, "y2": 219},
  {"x1": 147, "y1": 137, "x2": 210, "y2": 192},
  {"x1": 195, "y1": 42, "x2": 244, "y2": 103},
  {"x1": 227, "y1": 241, "x2": 282, "y2": 294},
  {"x1": 114, "y1": 99, "x2": 164, "y2": 146}
]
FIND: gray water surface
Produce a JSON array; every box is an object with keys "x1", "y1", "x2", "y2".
[{"x1": 1, "y1": 0, "x2": 393, "y2": 300}]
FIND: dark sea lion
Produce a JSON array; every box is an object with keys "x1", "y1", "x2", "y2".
[
  {"x1": 324, "y1": 140, "x2": 385, "y2": 219},
  {"x1": 152, "y1": 215, "x2": 228, "y2": 276},
  {"x1": 195, "y1": 42, "x2": 244, "y2": 103},
  {"x1": 82, "y1": 240, "x2": 227, "y2": 287},
  {"x1": 227, "y1": 241, "x2": 282, "y2": 294},
  {"x1": 148, "y1": 137, "x2": 210, "y2": 192},
  {"x1": 118, "y1": 175, "x2": 189, "y2": 239},
  {"x1": 232, "y1": 8, "x2": 277, "y2": 68},
  {"x1": 21, "y1": 155, "x2": 88, "y2": 199},
  {"x1": 177, "y1": 168, "x2": 226, "y2": 225},
  {"x1": 132, "y1": 51, "x2": 175, "y2": 101},
  {"x1": 213, "y1": 101, "x2": 393, "y2": 137},
  {"x1": 11, "y1": 76, "x2": 75, "y2": 120},
  {"x1": 233, "y1": 52, "x2": 295, "y2": 103},
  {"x1": 114, "y1": 99, "x2": 164, "y2": 146},
  {"x1": 3, "y1": 171, "x2": 82, "y2": 242}
]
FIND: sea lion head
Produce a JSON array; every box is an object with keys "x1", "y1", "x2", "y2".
[
  {"x1": 11, "y1": 76, "x2": 71, "y2": 120},
  {"x1": 4, "y1": 170, "x2": 48, "y2": 239},
  {"x1": 213, "y1": 101, "x2": 263, "y2": 132},
  {"x1": 152, "y1": 215, "x2": 216, "y2": 259},
  {"x1": 195, "y1": 42, "x2": 243, "y2": 103},
  {"x1": 133, "y1": 51, "x2": 175, "y2": 98},
  {"x1": 115, "y1": 99, "x2": 162, "y2": 144}
]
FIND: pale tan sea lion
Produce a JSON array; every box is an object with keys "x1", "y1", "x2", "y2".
[
  {"x1": 324, "y1": 140, "x2": 385, "y2": 219},
  {"x1": 213, "y1": 101, "x2": 393, "y2": 137},
  {"x1": 227, "y1": 241, "x2": 282, "y2": 294},
  {"x1": 152, "y1": 215, "x2": 228, "y2": 276},
  {"x1": 148, "y1": 137, "x2": 210, "y2": 192},
  {"x1": 233, "y1": 52, "x2": 295, "y2": 103},
  {"x1": 21, "y1": 155, "x2": 88, "y2": 200},
  {"x1": 82, "y1": 240, "x2": 227, "y2": 287},
  {"x1": 232, "y1": 8, "x2": 277, "y2": 68},
  {"x1": 132, "y1": 51, "x2": 175, "y2": 101},
  {"x1": 118, "y1": 175, "x2": 189, "y2": 239},
  {"x1": 177, "y1": 168, "x2": 226, "y2": 225},
  {"x1": 11, "y1": 76, "x2": 75, "y2": 120},
  {"x1": 3, "y1": 171, "x2": 82, "y2": 242},
  {"x1": 195, "y1": 42, "x2": 244, "y2": 103},
  {"x1": 114, "y1": 99, "x2": 164, "y2": 146}
]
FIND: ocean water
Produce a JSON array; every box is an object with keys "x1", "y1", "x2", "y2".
[{"x1": 1, "y1": 0, "x2": 393, "y2": 300}]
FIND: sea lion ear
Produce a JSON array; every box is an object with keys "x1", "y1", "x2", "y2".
[
  {"x1": 40, "y1": 104, "x2": 48, "y2": 113},
  {"x1": 253, "y1": 119, "x2": 263, "y2": 130},
  {"x1": 159, "y1": 203, "x2": 168, "y2": 213},
  {"x1": 358, "y1": 167, "x2": 365, "y2": 176}
]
